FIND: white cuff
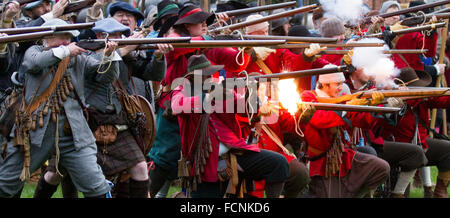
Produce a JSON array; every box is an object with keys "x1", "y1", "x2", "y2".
[
  {"x1": 41, "y1": 12, "x2": 54, "y2": 22},
  {"x1": 434, "y1": 64, "x2": 441, "y2": 76},
  {"x1": 104, "y1": 51, "x2": 122, "y2": 62},
  {"x1": 52, "y1": 46, "x2": 70, "y2": 60}
]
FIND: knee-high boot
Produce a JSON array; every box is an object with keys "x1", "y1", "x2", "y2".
[
  {"x1": 129, "y1": 178, "x2": 149, "y2": 198},
  {"x1": 33, "y1": 176, "x2": 58, "y2": 198}
]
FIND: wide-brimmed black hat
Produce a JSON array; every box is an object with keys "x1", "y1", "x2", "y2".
[
  {"x1": 288, "y1": 25, "x2": 312, "y2": 37},
  {"x1": 174, "y1": 5, "x2": 215, "y2": 26},
  {"x1": 188, "y1": 54, "x2": 224, "y2": 76},
  {"x1": 154, "y1": 0, "x2": 180, "y2": 31},
  {"x1": 395, "y1": 67, "x2": 432, "y2": 87},
  {"x1": 216, "y1": 1, "x2": 248, "y2": 19}
]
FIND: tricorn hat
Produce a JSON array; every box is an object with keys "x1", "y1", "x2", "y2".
[{"x1": 187, "y1": 54, "x2": 224, "y2": 76}]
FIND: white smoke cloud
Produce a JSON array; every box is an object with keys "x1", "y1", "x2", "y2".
[
  {"x1": 319, "y1": 0, "x2": 364, "y2": 25},
  {"x1": 351, "y1": 38, "x2": 400, "y2": 88}
]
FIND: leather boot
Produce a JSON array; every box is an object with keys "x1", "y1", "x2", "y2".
[
  {"x1": 61, "y1": 174, "x2": 78, "y2": 198},
  {"x1": 33, "y1": 175, "x2": 58, "y2": 198},
  {"x1": 264, "y1": 182, "x2": 284, "y2": 198},
  {"x1": 433, "y1": 178, "x2": 449, "y2": 198},
  {"x1": 390, "y1": 193, "x2": 405, "y2": 198},
  {"x1": 423, "y1": 186, "x2": 433, "y2": 198},
  {"x1": 129, "y1": 178, "x2": 149, "y2": 198},
  {"x1": 115, "y1": 180, "x2": 130, "y2": 198}
]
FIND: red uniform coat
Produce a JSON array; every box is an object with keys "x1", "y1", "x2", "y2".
[
  {"x1": 244, "y1": 48, "x2": 313, "y2": 76},
  {"x1": 158, "y1": 33, "x2": 251, "y2": 109},
  {"x1": 391, "y1": 31, "x2": 438, "y2": 71},
  {"x1": 171, "y1": 84, "x2": 260, "y2": 183},
  {"x1": 300, "y1": 90, "x2": 384, "y2": 177},
  {"x1": 382, "y1": 96, "x2": 450, "y2": 149}
]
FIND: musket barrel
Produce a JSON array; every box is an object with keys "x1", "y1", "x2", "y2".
[
  {"x1": 366, "y1": 22, "x2": 446, "y2": 38},
  {"x1": 138, "y1": 40, "x2": 286, "y2": 49},
  {"x1": 243, "y1": 34, "x2": 338, "y2": 43},
  {"x1": 63, "y1": 0, "x2": 96, "y2": 14},
  {"x1": 248, "y1": 65, "x2": 348, "y2": 80},
  {"x1": 358, "y1": 88, "x2": 450, "y2": 98},
  {"x1": 108, "y1": 37, "x2": 191, "y2": 45},
  {"x1": 222, "y1": 1, "x2": 297, "y2": 17},
  {"x1": 321, "y1": 49, "x2": 428, "y2": 55},
  {"x1": 0, "y1": 22, "x2": 95, "y2": 35},
  {"x1": 401, "y1": 12, "x2": 450, "y2": 26},
  {"x1": 365, "y1": 0, "x2": 450, "y2": 22},
  {"x1": 210, "y1": 4, "x2": 317, "y2": 33},
  {"x1": 0, "y1": 30, "x2": 55, "y2": 43},
  {"x1": 274, "y1": 42, "x2": 384, "y2": 49},
  {"x1": 307, "y1": 102, "x2": 401, "y2": 113}
]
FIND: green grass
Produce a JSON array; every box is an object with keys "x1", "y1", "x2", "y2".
[
  {"x1": 20, "y1": 182, "x2": 182, "y2": 198},
  {"x1": 19, "y1": 167, "x2": 448, "y2": 198}
]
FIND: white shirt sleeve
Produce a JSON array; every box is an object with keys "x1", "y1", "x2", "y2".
[{"x1": 52, "y1": 45, "x2": 70, "y2": 60}]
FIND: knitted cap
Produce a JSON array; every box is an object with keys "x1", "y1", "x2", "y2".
[
  {"x1": 379, "y1": 1, "x2": 401, "y2": 14},
  {"x1": 318, "y1": 65, "x2": 346, "y2": 84},
  {"x1": 245, "y1": 14, "x2": 269, "y2": 34},
  {"x1": 319, "y1": 17, "x2": 345, "y2": 37}
]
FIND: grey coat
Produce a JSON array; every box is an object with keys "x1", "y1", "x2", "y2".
[
  {"x1": 85, "y1": 49, "x2": 165, "y2": 114},
  {"x1": 19, "y1": 45, "x2": 120, "y2": 150}
]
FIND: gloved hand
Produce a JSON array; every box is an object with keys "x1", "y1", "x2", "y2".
[
  {"x1": 297, "y1": 103, "x2": 316, "y2": 122},
  {"x1": 386, "y1": 97, "x2": 404, "y2": 108},
  {"x1": 346, "y1": 98, "x2": 370, "y2": 106},
  {"x1": 389, "y1": 22, "x2": 408, "y2": 32},
  {"x1": 253, "y1": 47, "x2": 276, "y2": 61},
  {"x1": 304, "y1": 43, "x2": 327, "y2": 57},
  {"x1": 259, "y1": 101, "x2": 280, "y2": 116},
  {"x1": 370, "y1": 91, "x2": 385, "y2": 106},
  {"x1": 435, "y1": 63, "x2": 446, "y2": 76},
  {"x1": 343, "y1": 49, "x2": 354, "y2": 65}
]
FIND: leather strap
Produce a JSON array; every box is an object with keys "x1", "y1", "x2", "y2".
[{"x1": 24, "y1": 57, "x2": 70, "y2": 115}]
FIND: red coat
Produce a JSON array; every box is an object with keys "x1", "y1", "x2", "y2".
[
  {"x1": 158, "y1": 33, "x2": 251, "y2": 109},
  {"x1": 237, "y1": 109, "x2": 298, "y2": 163},
  {"x1": 244, "y1": 48, "x2": 313, "y2": 76},
  {"x1": 391, "y1": 31, "x2": 438, "y2": 71},
  {"x1": 171, "y1": 84, "x2": 260, "y2": 183},
  {"x1": 300, "y1": 90, "x2": 384, "y2": 177},
  {"x1": 382, "y1": 96, "x2": 450, "y2": 149}
]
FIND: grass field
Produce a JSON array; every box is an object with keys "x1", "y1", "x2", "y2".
[{"x1": 19, "y1": 166, "x2": 449, "y2": 198}]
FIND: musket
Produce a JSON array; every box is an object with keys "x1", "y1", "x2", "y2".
[
  {"x1": 209, "y1": 4, "x2": 317, "y2": 34},
  {"x1": 433, "y1": 7, "x2": 450, "y2": 14},
  {"x1": 0, "y1": 30, "x2": 55, "y2": 43},
  {"x1": 273, "y1": 42, "x2": 385, "y2": 49},
  {"x1": 77, "y1": 37, "x2": 192, "y2": 50},
  {"x1": 362, "y1": 0, "x2": 450, "y2": 24},
  {"x1": 0, "y1": 22, "x2": 94, "y2": 35},
  {"x1": 400, "y1": 12, "x2": 450, "y2": 27},
  {"x1": 321, "y1": 49, "x2": 428, "y2": 55},
  {"x1": 243, "y1": 34, "x2": 338, "y2": 43},
  {"x1": 245, "y1": 65, "x2": 348, "y2": 80},
  {"x1": 137, "y1": 39, "x2": 287, "y2": 49},
  {"x1": 63, "y1": 0, "x2": 96, "y2": 15},
  {"x1": 0, "y1": 0, "x2": 39, "y2": 13},
  {"x1": 305, "y1": 102, "x2": 401, "y2": 113},
  {"x1": 316, "y1": 88, "x2": 450, "y2": 104},
  {"x1": 365, "y1": 22, "x2": 447, "y2": 38},
  {"x1": 217, "y1": 1, "x2": 297, "y2": 17}
]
